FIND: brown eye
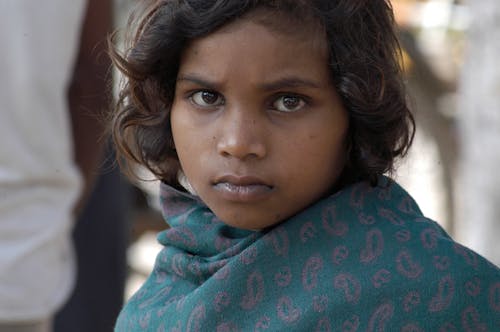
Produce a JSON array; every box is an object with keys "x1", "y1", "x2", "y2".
[
  {"x1": 273, "y1": 95, "x2": 306, "y2": 112},
  {"x1": 191, "y1": 90, "x2": 224, "y2": 107}
]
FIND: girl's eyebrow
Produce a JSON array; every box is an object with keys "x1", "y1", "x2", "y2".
[
  {"x1": 258, "y1": 77, "x2": 322, "y2": 91},
  {"x1": 177, "y1": 73, "x2": 323, "y2": 91},
  {"x1": 176, "y1": 74, "x2": 221, "y2": 90}
]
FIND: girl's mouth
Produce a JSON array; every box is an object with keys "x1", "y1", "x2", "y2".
[{"x1": 212, "y1": 175, "x2": 273, "y2": 202}]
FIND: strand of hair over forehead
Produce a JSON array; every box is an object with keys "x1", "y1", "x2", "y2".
[
  {"x1": 131, "y1": 0, "x2": 394, "y2": 39},
  {"x1": 136, "y1": 0, "x2": 392, "y2": 25},
  {"x1": 141, "y1": 0, "x2": 330, "y2": 24},
  {"x1": 125, "y1": 0, "x2": 319, "y2": 50}
]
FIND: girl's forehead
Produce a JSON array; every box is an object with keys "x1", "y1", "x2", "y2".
[
  {"x1": 177, "y1": 17, "x2": 333, "y2": 89},
  {"x1": 204, "y1": 9, "x2": 329, "y2": 57},
  {"x1": 243, "y1": 6, "x2": 324, "y2": 35}
]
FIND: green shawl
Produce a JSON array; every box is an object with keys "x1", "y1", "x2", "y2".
[{"x1": 115, "y1": 177, "x2": 500, "y2": 331}]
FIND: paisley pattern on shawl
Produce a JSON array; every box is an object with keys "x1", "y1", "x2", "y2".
[{"x1": 115, "y1": 177, "x2": 500, "y2": 331}]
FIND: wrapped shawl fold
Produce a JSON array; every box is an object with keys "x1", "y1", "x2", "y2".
[{"x1": 115, "y1": 177, "x2": 500, "y2": 331}]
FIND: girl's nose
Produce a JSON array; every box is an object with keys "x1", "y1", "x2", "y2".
[{"x1": 216, "y1": 111, "x2": 266, "y2": 160}]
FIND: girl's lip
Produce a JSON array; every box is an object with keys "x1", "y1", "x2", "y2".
[
  {"x1": 213, "y1": 174, "x2": 271, "y2": 187},
  {"x1": 212, "y1": 174, "x2": 273, "y2": 202}
]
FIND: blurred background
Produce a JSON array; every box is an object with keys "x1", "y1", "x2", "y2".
[{"x1": 117, "y1": 0, "x2": 500, "y2": 299}]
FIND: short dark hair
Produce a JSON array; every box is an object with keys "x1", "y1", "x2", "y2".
[{"x1": 109, "y1": 0, "x2": 415, "y2": 189}]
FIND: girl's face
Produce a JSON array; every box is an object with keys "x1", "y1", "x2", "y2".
[{"x1": 171, "y1": 16, "x2": 348, "y2": 230}]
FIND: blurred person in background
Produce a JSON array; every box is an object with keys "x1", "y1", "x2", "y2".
[
  {"x1": 54, "y1": 143, "x2": 131, "y2": 332},
  {"x1": 0, "y1": 0, "x2": 129, "y2": 331}
]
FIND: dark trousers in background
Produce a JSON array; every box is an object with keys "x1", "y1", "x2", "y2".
[{"x1": 54, "y1": 152, "x2": 132, "y2": 332}]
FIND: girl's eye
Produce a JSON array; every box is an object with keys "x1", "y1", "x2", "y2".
[
  {"x1": 190, "y1": 90, "x2": 224, "y2": 107},
  {"x1": 272, "y1": 95, "x2": 306, "y2": 113}
]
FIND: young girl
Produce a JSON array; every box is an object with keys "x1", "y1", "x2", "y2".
[{"x1": 110, "y1": 0, "x2": 500, "y2": 330}]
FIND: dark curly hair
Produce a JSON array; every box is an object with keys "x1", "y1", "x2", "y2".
[{"x1": 109, "y1": 0, "x2": 415, "y2": 190}]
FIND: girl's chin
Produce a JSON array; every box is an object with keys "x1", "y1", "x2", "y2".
[{"x1": 214, "y1": 209, "x2": 286, "y2": 231}]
